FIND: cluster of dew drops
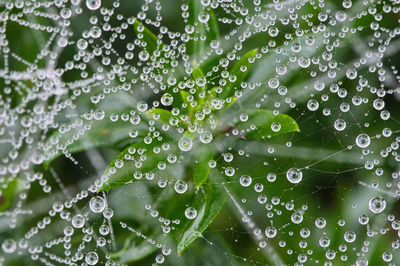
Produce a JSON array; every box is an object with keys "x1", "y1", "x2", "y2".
[{"x1": 0, "y1": 0, "x2": 399, "y2": 265}]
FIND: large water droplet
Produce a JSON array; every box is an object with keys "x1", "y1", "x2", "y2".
[
  {"x1": 178, "y1": 137, "x2": 193, "y2": 152},
  {"x1": 184, "y1": 207, "x2": 197, "y2": 219},
  {"x1": 86, "y1": 0, "x2": 101, "y2": 10},
  {"x1": 198, "y1": 12, "x2": 210, "y2": 23},
  {"x1": 89, "y1": 196, "x2": 106, "y2": 213},
  {"x1": 355, "y1": 134, "x2": 370, "y2": 148},
  {"x1": 1, "y1": 239, "x2": 16, "y2": 254},
  {"x1": 286, "y1": 168, "x2": 303, "y2": 184},
  {"x1": 161, "y1": 93, "x2": 173, "y2": 106},
  {"x1": 369, "y1": 196, "x2": 386, "y2": 213},
  {"x1": 85, "y1": 251, "x2": 99, "y2": 265},
  {"x1": 200, "y1": 131, "x2": 213, "y2": 144},
  {"x1": 334, "y1": 119, "x2": 346, "y2": 131},
  {"x1": 239, "y1": 175, "x2": 252, "y2": 187},
  {"x1": 72, "y1": 214, "x2": 85, "y2": 228},
  {"x1": 174, "y1": 180, "x2": 188, "y2": 194}
]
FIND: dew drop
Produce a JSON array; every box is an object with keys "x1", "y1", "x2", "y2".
[
  {"x1": 298, "y1": 56, "x2": 310, "y2": 68},
  {"x1": 200, "y1": 131, "x2": 213, "y2": 144},
  {"x1": 1, "y1": 239, "x2": 16, "y2": 254},
  {"x1": 225, "y1": 166, "x2": 235, "y2": 177},
  {"x1": 178, "y1": 137, "x2": 193, "y2": 152},
  {"x1": 368, "y1": 196, "x2": 386, "y2": 213},
  {"x1": 355, "y1": 134, "x2": 370, "y2": 148},
  {"x1": 346, "y1": 68, "x2": 357, "y2": 80},
  {"x1": 72, "y1": 214, "x2": 85, "y2": 228},
  {"x1": 89, "y1": 196, "x2": 106, "y2": 213},
  {"x1": 161, "y1": 93, "x2": 174, "y2": 106},
  {"x1": 286, "y1": 168, "x2": 303, "y2": 184},
  {"x1": 344, "y1": 231, "x2": 356, "y2": 243},
  {"x1": 174, "y1": 180, "x2": 188, "y2": 194},
  {"x1": 86, "y1": 0, "x2": 101, "y2": 10},
  {"x1": 198, "y1": 12, "x2": 210, "y2": 23},
  {"x1": 265, "y1": 226, "x2": 277, "y2": 238},
  {"x1": 184, "y1": 207, "x2": 197, "y2": 219},
  {"x1": 239, "y1": 175, "x2": 252, "y2": 187},
  {"x1": 103, "y1": 208, "x2": 114, "y2": 219},
  {"x1": 271, "y1": 122, "x2": 281, "y2": 132},
  {"x1": 334, "y1": 119, "x2": 346, "y2": 131},
  {"x1": 307, "y1": 99, "x2": 319, "y2": 111},
  {"x1": 85, "y1": 251, "x2": 99, "y2": 265}
]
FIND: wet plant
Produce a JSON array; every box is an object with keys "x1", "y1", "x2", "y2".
[{"x1": 1, "y1": 0, "x2": 400, "y2": 265}]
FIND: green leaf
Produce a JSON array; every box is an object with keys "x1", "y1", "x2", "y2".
[
  {"x1": 237, "y1": 109, "x2": 300, "y2": 139},
  {"x1": 193, "y1": 146, "x2": 214, "y2": 190},
  {"x1": 0, "y1": 178, "x2": 19, "y2": 212},
  {"x1": 98, "y1": 137, "x2": 174, "y2": 192},
  {"x1": 43, "y1": 112, "x2": 147, "y2": 169},
  {"x1": 221, "y1": 48, "x2": 258, "y2": 99},
  {"x1": 180, "y1": 90, "x2": 191, "y2": 106},
  {"x1": 177, "y1": 183, "x2": 227, "y2": 255},
  {"x1": 187, "y1": 0, "x2": 219, "y2": 58},
  {"x1": 192, "y1": 66, "x2": 208, "y2": 105},
  {"x1": 192, "y1": 66, "x2": 206, "y2": 91},
  {"x1": 146, "y1": 108, "x2": 174, "y2": 125},
  {"x1": 133, "y1": 17, "x2": 163, "y2": 55},
  {"x1": 133, "y1": 18, "x2": 188, "y2": 107},
  {"x1": 146, "y1": 108, "x2": 187, "y2": 130},
  {"x1": 110, "y1": 236, "x2": 158, "y2": 263}
]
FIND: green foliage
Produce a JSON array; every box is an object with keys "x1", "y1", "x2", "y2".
[
  {"x1": 186, "y1": 0, "x2": 219, "y2": 58},
  {"x1": 193, "y1": 145, "x2": 214, "y2": 189},
  {"x1": 99, "y1": 137, "x2": 174, "y2": 192},
  {"x1": 0, "y1": 178, "x2": 20, "y2": 212},
  {"x1": 40, "y1": 2, "x2": 302, "y2": 257},
  {"x1": 133, "y1": 17, "x2": 164, "y2": 55},
  {"x1": 177, "y1": 183, "x2": 228, "y2": 255},
  {"x1": 43, "y1": 111, "x2": 147, "y2": 169},
  {"x1": 237, "y1": 109, "x2": 300, "y2": 139},
  {"x1": 220, "y1": 48, "x2": 258, "y2": 99}
]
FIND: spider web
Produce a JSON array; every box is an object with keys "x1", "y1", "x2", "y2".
[{"x1": 0, "y1": 0, "x2": 400, "y2": 265}]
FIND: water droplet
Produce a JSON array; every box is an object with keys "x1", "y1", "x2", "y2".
[
  {"x1": 291, "y1": 212, "x2": 304, "y2": 224},
  {"x1": 344, "y1": 231, "x2": 356, "y2": 243},
  {"x1": 72, "y1": 214, "x2": 85, "y2": 228},
  {"x1": 161, "y1": 93, "x2": 173, "y2": 106},
  {"x1": 86, "y1": 0, "x2": 101, "y2": 10},
  {"x1": 298, "y1": 56, "x2": 310, "y2": 68},
  {"x1": 346, "y1": 68, "x2": 357, "y2": 79},
  {"x1": 315, "y1": 217, "x2": 326, "y2": 229},
  {"x1": 334, "y1": 119, "x2": 346, "y2": 131},
  {"x1": 286, "y1": 168, "x2": 303, "y2": 184},
  {"x1": 1, "y1": 239, "x2": 16, "y2": 254},
  {"x1": 103, "y1": 208, "x2": 114, "y2": 219},
  {"x1": 358, "y1": 214, "x2": 369, "y2": 225},
  {"x1": 174, "y1": 180, "x2": 188, "y2": 194},
  {"x1": 200, "y1": 131, "x2": 213, "y2": 144},
  {"x1": 368, "y1": 196, "x2": 386, "y2": 213},
  {"x1": 85, "y1": 251, "x2": 99, "y2": 265},
  {"x1": 239, "y1": 175, "x2": 252, "y2": 187},
  {"x1": 225, "y1": 166, "x2": 235, "y2": 177},
  {"x1": 89, "y1": 196, "x2": 106, "y2": 213},
  {"x1": 184, "y1": 207, "x2": 197, "y2": 219},
  {"x1": 198, "y1": 12, "x2": 210, "y2": 23},
  {"x1": 178, "y1": 137, "x2": 193, "y2": 152},
  {"x1": 307, "y1": 99, "x2": 319, "y2": 111},
  {"x1": 64, "y1": 226, "x2": 74, "y2": 236},
  {"x1": 137, "y1": 101, "x2": 148, "y2": 112},
  {"x1": 355, "y1": 134, "x2": 370, "y2": 148},
  {"x1": 138, "y1": 50, "x2": 149, "y2": 61},
  {"x1": 373, "y1": 98, "x2": 385, "y2": 110},
  {"x1": 271, "y1": 122, "x2": 281, "y2": 132},
  {"x1": 265, "y1": 226, "x2": 277, "y2": 238}
]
